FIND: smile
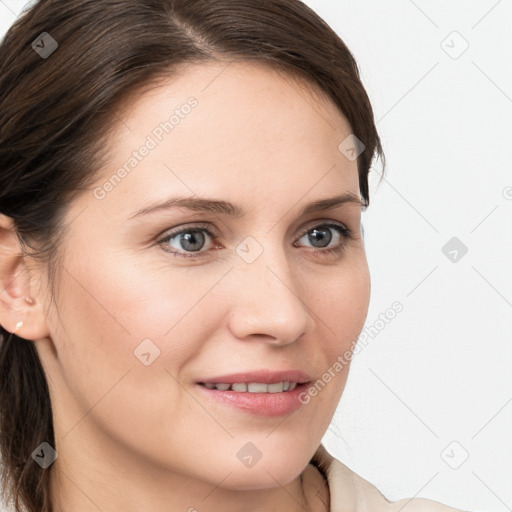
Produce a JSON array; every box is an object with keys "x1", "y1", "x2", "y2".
[{"x1": 199, "y1": 381, "x2": 299, "y2": 393}]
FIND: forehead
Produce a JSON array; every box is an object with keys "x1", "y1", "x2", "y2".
[
  {"x1": 117, "y1": 59, "x2": 348, "y2": 128},
  {"x1": 85, "y1": 60, "x2": 360, "y2": 219}
]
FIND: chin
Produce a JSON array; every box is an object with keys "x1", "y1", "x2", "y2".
[
  {"x1": 213, "y1": 437, "x2": 316, "y2": 490},
  {"x1": 217, "y1": 460, "x2": 306, "y2": 491}
]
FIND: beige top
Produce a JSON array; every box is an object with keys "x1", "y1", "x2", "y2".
[{"x1": 309, "y1": 444, "x2": 468, "y2": 512}]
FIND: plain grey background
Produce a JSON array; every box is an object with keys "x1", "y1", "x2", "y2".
[{"x1": 1, "y1": 1, "x2": 511, "y2": 511}]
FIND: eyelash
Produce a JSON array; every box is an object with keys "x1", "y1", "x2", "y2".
[{"x1": 157, "y1": 221, "x2": 354, "y2": 260}]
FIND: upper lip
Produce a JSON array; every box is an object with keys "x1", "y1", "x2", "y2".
[{"x1": 197, "y1": 369, "x2": 312, "y2": 385}]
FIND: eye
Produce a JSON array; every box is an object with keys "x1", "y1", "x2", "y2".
[
  {"x1": 294, "y1": 222, "x2": 352, "y2": 255},
  {"x1": 158, "y1": 223, "x2": 217, "y2": 258},
  {"x1": 157, "y1": 221, "x2": 353, "y2": 259}
]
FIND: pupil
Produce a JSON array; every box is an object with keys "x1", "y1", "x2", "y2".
[
  {"x1": 181, "y1": 231, "x2": 205, "y2": 252},
  {"x1": 309, "y1": 227, "x2": 332, "y2": 248}
]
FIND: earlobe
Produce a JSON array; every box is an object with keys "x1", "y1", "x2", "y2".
[{"x1": 0, "y1": 214, "x2": 50, "y2": 340}]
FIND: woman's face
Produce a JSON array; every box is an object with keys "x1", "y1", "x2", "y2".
[{"x1": 36, "y1": 61, "x2": 370, "y2": 493}]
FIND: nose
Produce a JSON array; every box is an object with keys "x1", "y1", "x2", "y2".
[{"x1": 226, "y1": 247, "x2": 311, "y2": 346}]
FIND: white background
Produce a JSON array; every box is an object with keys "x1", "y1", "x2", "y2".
[{"x1": 1, "y1": 1, "x2": 511, "y2": 511}]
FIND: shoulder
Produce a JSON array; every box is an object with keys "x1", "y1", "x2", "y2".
[
  {"x1": 310, "y1": 444, "x2": 467, "y2": 512},
  {"x1": 389, "y1": 498, "x2": 468, "y2": 512}
]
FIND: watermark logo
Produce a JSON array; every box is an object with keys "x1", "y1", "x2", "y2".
[
  {"x1": 235, "y1": 236, "x2": 264, "y2": 264},
  {"x1": 441, "y1": 31, "x2": 469, "y2": 60},
  {"x1": 31, "y1": 442, "x2": 58, "y2": 469},
  {"x1": 133, "y1": 338, "x2": 161, "y2": 366},
  {"x1": 440, "y1": 441, "x2": 469, "y2": 469},
  {"x1": 31, "y1": 32, "x2": 58, "y2": 59},
  {"x1": 236, "y1": 442, "x2": 262, "y2": 468},
  {"x1": 442, "y1": 236, "x2": 468, "y2": 263},
  {"x1": 338, "y1": 134, "x2": 365, "y2": 162}
]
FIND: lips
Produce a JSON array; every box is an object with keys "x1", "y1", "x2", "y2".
[{"x1": 195, "y1": 369, "x2": 313, "y2": 416}]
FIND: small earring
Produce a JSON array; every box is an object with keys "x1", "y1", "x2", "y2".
[{"x1": 14, "y1": 321, "x2": 24, "y2": 333}]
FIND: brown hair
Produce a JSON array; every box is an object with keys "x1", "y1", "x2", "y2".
[{"x1": 0, "y1": 0, "x2": 384, "y2": 510}]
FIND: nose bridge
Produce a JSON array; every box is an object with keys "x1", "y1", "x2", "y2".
[{"x1": 226, "y1": 238, "x2": 310, "y2": 344}]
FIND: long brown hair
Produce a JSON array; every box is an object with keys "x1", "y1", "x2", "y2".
[{"x1": 0, "y1": 1, "x2": 384, "y2": 510}]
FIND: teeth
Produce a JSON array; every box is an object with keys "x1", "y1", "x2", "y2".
[
  {"x1": 267, "y1": 382, "x2": 284, "y2": 393},
  {"x1": 202, "y1": 381, "x2": 300, "y2": 393},
  {"x1": 247, "y1": 383, "x2": 268, "y2": 393}
]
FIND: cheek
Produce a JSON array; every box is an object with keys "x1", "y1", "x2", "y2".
[
  {"x1": 308, "y1": 257, "x2": 371, "y2": 348},
  {"x1": 50, "y1": 256, "x2": 226, "y2": 462},
  {"x1": 51, "y1": 252, "x2": 221, "y2": 404},
  {"x1": 114, "y1": 265, "x2": 229, "y2": 365},
  {"x1": 293, "y1": 255, "x2": 370, "y2": 407}
]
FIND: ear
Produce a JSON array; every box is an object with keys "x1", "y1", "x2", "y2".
[{"x1": 0, "y1": 213, "x2": 51, "y2": 341}]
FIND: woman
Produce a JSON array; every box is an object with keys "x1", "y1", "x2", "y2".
[{"x1": 0, "y1": 1, "x2": 468, "y2": 511}]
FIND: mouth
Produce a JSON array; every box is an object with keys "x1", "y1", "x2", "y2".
[
  {"x1": 198, "y1": 381, "x2": 300, "y2": 392},
  {"x1": 195, "y1": 370, "x2": 313, "y2": 417}
]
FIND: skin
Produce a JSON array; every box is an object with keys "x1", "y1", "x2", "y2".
[{"x1": 0, "y1": 61, "x2": 371, "y2": 511}]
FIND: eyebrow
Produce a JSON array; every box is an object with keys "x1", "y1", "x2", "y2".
[{"x1": 129, "y1": 191, "x2": 363, "y2": 220}]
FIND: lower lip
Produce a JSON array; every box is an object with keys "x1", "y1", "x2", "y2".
[{"x1": 196, "y1": 383, "x2": 311, "y2": 417}]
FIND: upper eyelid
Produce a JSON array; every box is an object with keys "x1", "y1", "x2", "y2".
[
  {"x1": 160, "y1": 219, "x2": 349, "y2": 238},
  {"x1": 297, "y1": 219, "x2": 349, "y2": 235}
]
